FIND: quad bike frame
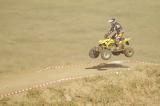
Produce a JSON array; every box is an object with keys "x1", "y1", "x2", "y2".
[{"x1": 89, "y1": 37, "x2": 134, "y2": 60}]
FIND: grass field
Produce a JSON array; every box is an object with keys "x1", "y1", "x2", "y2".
[
  {"x1": 0, "y1": 0, "x2": 160, "y2": 73},
  {"x1": 1, "y1": 64, "x2": 160, "y2": 106},
  {"x1": 0, "y1": 0, "x2": 160, "y2": 105}
]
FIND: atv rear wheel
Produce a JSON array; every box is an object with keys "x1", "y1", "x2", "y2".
[
  {"x1": 101, "y1": 49, "x2": 112, "y2": 60},
  {"x1": 89, "y1": 47, "x2": 100, "y2": 58},
  {"x1": 123, "y1": 47, "x2": 134, "y2": 57}
]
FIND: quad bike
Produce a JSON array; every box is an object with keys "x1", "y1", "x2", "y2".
[{"x1": 89, "y1": 37, "x2": 134, "y2": 60}]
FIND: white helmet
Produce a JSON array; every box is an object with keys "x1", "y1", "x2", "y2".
[{"x1": 108, "y1": 18, "x2": 116, "y2": 23}]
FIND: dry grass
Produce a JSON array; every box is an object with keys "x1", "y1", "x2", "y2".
[
  {"x1": 1, "y1": 64, "x2": 160, "y2": 106},
  {"x1": 0, "y1": 0, "x2": 160, "y2": 105},
  {"x1": 0, "y1": 0, "x2": 160, "y2": 74}
]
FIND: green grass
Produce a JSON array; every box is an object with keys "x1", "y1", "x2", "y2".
[
  {"x1": 1, "y1": 64, "x2": 160, "y2": 106},
  {"x1": 0, "y1": 0, "x2": 160, "y2": 73}
]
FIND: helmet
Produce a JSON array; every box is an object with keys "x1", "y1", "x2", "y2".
[{"x1": 108, "y1": 18, "x2": 116, "y2": 23}]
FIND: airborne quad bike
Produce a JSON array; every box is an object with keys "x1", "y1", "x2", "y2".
[{"x1": 89, "y1": 37, "x2": 134, "y2": 60}]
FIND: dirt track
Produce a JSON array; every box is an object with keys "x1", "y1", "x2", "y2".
[{"x1": 0, "y1": 60, "x2": 158, "y2": 98}]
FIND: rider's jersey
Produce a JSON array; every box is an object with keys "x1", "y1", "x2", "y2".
[{"x1": 108, "y1": 22, "x2": 124, "y2": 35}]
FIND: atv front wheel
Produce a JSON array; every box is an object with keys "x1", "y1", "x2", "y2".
[
  {"x1": 89, "y1": 47, "x2": 100, "y2": 58},
  {"x1": 123, "y1": 47, "x2": 134, "y2": 57},
  {"x1": 101, "y1": 49, "x2": 112, "y2": 60}
]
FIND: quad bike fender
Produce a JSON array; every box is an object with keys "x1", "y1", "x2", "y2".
[
  {"x1": 99, "y1": 39, "x2": 106, "y2": 44},
  {"x1": 119, "y1": 38, "x2": 131, "y2": 44},
  {"x1": 99, "y1": 38, "x2": 115, "y2": 47}
]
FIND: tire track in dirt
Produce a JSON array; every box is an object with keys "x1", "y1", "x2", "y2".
[{"x1": 0, "y1": 60, "x2": 159, "y2": 99}]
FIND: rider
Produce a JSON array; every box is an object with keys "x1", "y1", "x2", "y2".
[{"x1": 104, "y1": 18, "x2": 124, "y2": 46}]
